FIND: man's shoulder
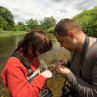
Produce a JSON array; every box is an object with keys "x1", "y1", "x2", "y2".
[{"x1": 89, "y1": 38, "x2": 97, "y2": 51}]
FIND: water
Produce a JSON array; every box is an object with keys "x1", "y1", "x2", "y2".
[
  {"x1": 0, "y1": 35, "x2": 25, "y2": 68},
  {"x1": 0, "y1": 34, "x2": 70, "y2": 97}
]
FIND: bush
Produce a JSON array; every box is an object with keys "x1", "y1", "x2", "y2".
[
  {"x1": 0, "y1": 28, "x2": 3, "y2": 32},
  {"x1": 47, "y1": 26, "x2": 55, "y2": 33}
]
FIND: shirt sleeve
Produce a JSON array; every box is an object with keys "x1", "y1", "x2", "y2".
[
  {"x1": 66, "y1": 63, "x2": 97, "y2": 97},
  {"x1": 7, "y1": 61, "x2": 46, "y2": 97}
]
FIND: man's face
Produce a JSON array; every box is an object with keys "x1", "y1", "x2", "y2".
[{"x1": 55, "y1": 32, "x2": 75, "y2": 51}]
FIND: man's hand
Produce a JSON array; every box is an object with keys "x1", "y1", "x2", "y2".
[
  {"x1": 56, "y1": 59, "x2": 71, "y2": 77},
  {"x1": 57, "y1": 58, "x2": 67, "y2": 66}
]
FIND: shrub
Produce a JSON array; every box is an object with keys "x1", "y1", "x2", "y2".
[{"x1": 47, "y1": 26, "x2": 55, "y2": 33}]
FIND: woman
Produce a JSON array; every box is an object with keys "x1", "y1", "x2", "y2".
[{"x1": 1, "y1": 29, "x2": 53, "y2": 97}]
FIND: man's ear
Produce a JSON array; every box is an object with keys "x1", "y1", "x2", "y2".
[{"x1": 68, "y1": 31, "x2": 75, "y2": 39}]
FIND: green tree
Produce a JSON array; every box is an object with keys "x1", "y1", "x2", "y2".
[
  {"x1": 26, "y1": 18, "x2": 38, "y2": 30},
  {"x1": 40, "y1": 16, "x2": 56, "y2": 30},
  {"x1": 72, "y1": 6, "x2": 97, "y2": 37},
  {"x1": 0, "y1": 16, "x2": 8, "y2": 30},
  {"x1": 47, "y1": 26, "x2": 55, "y2": 33},
  {"x1": 16, "y1": 22, "x2": 29, "y2": 31},
  {"x1": 0, "y1": 6, "x2": 15, "y2": 30}
]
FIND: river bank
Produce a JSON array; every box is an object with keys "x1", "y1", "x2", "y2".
[
  {"x1": 0, "y1": 31, "x2": 55, "y2": 38},
  {"x1": 0, "y1": 31, "x2": 27, "y2": 37}
]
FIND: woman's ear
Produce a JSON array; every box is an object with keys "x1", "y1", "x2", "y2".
[{"x1": 68, "y1": 30, "x2": 75, "y2": 40}]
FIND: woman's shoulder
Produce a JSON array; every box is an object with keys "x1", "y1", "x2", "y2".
[{"x1": 7, "y1": 56, "x2": 26, "y2": 68}]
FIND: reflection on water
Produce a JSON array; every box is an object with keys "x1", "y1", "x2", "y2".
[
  {"x1": 0, "y1": 35, "x2": 24, "y2": 68},
  {"x1": 0, "y1": 34, "x2": 70, "y2": 97}
]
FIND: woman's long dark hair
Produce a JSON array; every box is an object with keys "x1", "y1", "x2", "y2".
[{"x1": 14, "y1": 29, "x2": 52, "y2": 57}]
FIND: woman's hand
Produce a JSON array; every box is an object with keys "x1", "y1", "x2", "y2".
[{"x1": 40, "y1": 70, "x2": 52, "y2": 79}]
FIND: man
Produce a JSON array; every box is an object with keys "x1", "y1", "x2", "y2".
[{"x1": 54, "y1": 18, "x2": 97, "y2": 97}]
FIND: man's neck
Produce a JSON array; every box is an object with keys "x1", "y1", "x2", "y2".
[{"x1": 76, "y1": 33, "x2": 85, "y2": 52}]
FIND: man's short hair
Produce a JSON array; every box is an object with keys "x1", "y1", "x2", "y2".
[{"x1": 54, "y1": 18, "x2": 82, "y2": 36}]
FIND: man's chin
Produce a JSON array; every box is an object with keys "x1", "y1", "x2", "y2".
[
  {"x1": 67, "y1": 49, "x2": 73, "y2": 52},
  {"x1": 64, "y1": 48, "x2": 73, "y2": 52}
]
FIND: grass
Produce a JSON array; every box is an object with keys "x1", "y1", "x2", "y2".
[
  {"x1": 0, "y1": 31, "x2": 55, "y2": 38},
  {"x1": 0, "y1": 31, "x2": 27, "y2": 37}
]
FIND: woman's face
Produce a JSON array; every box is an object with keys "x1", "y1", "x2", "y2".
[
  {"x1": 28, "y1": 46, "x2": 45, "y2": 57},
  {"x1": 35, "y1": 50, "x2": 41, "y2": 56},
  {"x1": 35, "y1": 48, "x2": 45, "y2": 56}
]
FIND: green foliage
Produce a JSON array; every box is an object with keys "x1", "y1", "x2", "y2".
[
  {"x1": 72, "y1": 6, "x2": 97, "y2": 37},
  {"x1": 0, "y1": 16, "x2": 8, "y2": 30},
  {"x1": 16, "y1": 22, "x2": 29, "y2": 31},
  {"x1": 0, "y1": 6, "x2": 15, "y2": 30},
  {"x1": 26, "y1": 18, "x2": 38, "y2": 30},
  {"x1": 0, "y1": 28, "x2": 3, "y2": 31},
  {"x1": 40, "y1": 16, "x2": 56, "y2": 30},
  {"x1": 47, "y1": 26, "x2": 55, "y2": 33}
]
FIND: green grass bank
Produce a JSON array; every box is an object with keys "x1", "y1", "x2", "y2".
[
  {"x1": 0, "y1": 31, "x2": 55, "y2": 38},
  {"x1": 0, "y1": 31, "x2": 27, "y2": 37}
]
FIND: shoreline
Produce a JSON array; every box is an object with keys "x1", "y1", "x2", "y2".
[
  {"x1": 0, "y1": 31, "x2": 55, "y2": 38},
  {"x1": 0, "y1": 31, "x2": 27, "y2": 37}
]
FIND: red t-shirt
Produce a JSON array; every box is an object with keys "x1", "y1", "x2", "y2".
[{"x1": 1, "y1": 54, "x2": 46, "y2": 97}]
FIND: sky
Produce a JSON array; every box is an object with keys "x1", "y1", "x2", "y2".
[{"x1": 0, "y1": 0, "x2": 97, "y2": 24}]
